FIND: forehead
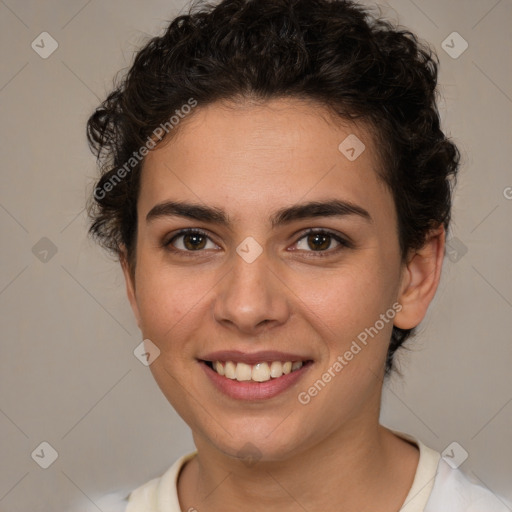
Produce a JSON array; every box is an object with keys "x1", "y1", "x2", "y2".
[{"x1": 138, "y1": 98, "x2": 393, "y2": 227}]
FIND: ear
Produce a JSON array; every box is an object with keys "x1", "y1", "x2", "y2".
[
  {"x1": 394, "y1": 225, "x2": 445, "y2": 330},
  {"x1": 119, "y1": 245, "x2": 142, "y2": 329}
]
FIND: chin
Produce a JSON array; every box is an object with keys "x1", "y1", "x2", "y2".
[{"x1": 199, "y1": 414, "x2": 313, "y2": 463}]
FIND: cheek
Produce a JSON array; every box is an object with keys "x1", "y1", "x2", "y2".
[
  {"x1": 134, "y1": 262, "x2": 209, "y2": 347},
  {"x1": 291, "y1": 261, "x2": 395, "y2": 338}
]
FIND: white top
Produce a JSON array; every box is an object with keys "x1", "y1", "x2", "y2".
[{"x1": 79, "y1": 431, "x2": 511, "y2": 511}]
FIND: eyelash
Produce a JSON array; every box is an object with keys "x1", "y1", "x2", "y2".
[{"x1": 162, "y1": 228, "x2": 352, "y2": 258}]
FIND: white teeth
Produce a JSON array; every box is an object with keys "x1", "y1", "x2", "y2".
[
  {"x1": 252, "y1": 362, "x2": 270, "y2": 382},
  {"x1": 210, "y1": 360, "x2": 305, "y2": 382},
  {"x1": 214, "y1": 361, "x2": 225, "y2": 376},
  {"x1": 235, "y1": 362, "x2": 252, "y2": 381},
  {"x1": 270, "y1": 361, "x2": 283, "y2": 378},
  {"x1": 224, "y1": 361, "x2": 236, "y2": 379}
]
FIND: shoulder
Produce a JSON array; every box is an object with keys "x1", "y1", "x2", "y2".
[
  {"x1": 67, "y1": 489, "x2": 130, "y2": 512},
  {"x1": 426, "y1": 458, "x2": 512, "y2": 511},
  {"x1": 392, "y1": 430, "x2": 511, "y2": 512},
  {"x1": 94, "y1": 490, "x2": 130, "y2": 512},
  {"x1": 95, "y1": 452, "x2": 196, "y2": 512}
]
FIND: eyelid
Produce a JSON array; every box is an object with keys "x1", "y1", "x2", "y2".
[
  {"x1": 163, "y1": 227, "x2": 352, "y2": 256},
  {"x1": 291, "y1": 228, "x2": 352, "y2": 253},
  {"x1": 163, "y1": 227, "x2": 219, "y2": 251}
]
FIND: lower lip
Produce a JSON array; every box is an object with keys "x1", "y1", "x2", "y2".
[{"x1": 201, "y1": 362, "x2": 312, "y2": 401}]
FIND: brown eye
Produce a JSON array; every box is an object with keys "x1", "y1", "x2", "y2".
[
  {"x1": 182, "y1": 232, "x2": 207, "y2": 250},
  {"x1": 165, "y1": 229, "x2": 218, "y2": 252},
  {"x1": 306, "y1": 232, "x2": 332, "y2": 251},
  {"x1": 294, "y1": 229, "x2": 350, "y2": 255}
]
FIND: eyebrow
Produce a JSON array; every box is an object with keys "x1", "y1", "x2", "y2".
[{"x1": 146, "y1": 199, "x2": 372, "y2": 227}]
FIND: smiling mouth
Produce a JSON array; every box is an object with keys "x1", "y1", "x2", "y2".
[{"x1": 202, "y1": 360, "x2": 311, "y2": 383}]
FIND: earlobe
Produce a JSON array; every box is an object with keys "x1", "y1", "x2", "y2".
[
  {"x1": 394, "y1": 226, "x2": 446, "y2": 330},
  {"x1": 119, "y1": 247, "x2": 142, "y2": 329}
]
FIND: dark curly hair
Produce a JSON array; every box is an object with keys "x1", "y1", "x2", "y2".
[{"x1": 86, "y1": 0, "x2": 460, "y2": 374}]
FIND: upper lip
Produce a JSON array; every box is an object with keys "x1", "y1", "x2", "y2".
[{"x1": 199, "y1": 350, "x2": 312, "y2": 365}]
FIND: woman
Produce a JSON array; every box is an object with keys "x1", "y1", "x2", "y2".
[{"x1": 85, "y1": 0, "x2": 510, "y2": 510}]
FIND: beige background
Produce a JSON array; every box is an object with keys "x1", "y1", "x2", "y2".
[{"x1": 0, "y1": 0, "x2": 511, "y2": 510}]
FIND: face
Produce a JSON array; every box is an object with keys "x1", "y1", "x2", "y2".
[{"x1": 121, "y1": 97, "x2": 432, "y2": 462}]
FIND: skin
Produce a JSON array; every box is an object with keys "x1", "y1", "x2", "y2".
[{"x1": 120, "y1": 97, "x2": 445, "y2": 511}]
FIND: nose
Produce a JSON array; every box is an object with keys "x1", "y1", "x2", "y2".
[{"x1": 212, "y1": 250, "x2": 291, "y2": 335}]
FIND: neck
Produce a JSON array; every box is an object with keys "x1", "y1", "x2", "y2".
[{"x1": 178, "y1": 420, "x2": 419, "y2": 511}]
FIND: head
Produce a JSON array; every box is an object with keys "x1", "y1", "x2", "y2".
[{"x1": 86, "y1": 0, "x2": 459, "y2": 461}]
